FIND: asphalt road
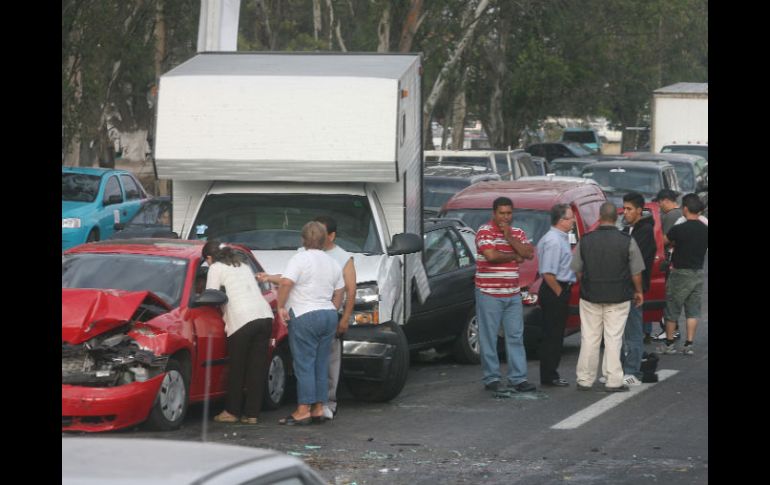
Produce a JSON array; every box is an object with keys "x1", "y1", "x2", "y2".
[{"x1": 68, "y1": 258, "x2": 708, "y2": 485}]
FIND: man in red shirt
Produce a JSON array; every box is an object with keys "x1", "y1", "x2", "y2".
[{"x1": 475, "y1": 196, "x2": 537, "y2": 392}]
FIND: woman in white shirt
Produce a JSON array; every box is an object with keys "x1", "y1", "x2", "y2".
[
  {"x1": 203, "y1": 240, "x2": 274, "y2": 425},
  {"x1": 276, "y1": 221, "x2": 344, "y2": 425}
]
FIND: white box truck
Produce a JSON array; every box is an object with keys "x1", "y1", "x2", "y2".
[
  {"x1": 154, "y1": 52, "x2": 425, "y2": 402},
  {"x1": 651, "y1": 82, "x2": 708, "y2": 158}
]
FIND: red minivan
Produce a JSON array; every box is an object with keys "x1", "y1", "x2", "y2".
[{"x1": 440, "y1": 177, "x2": 665, "y2": 351}]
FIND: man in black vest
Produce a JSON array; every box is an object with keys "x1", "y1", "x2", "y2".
[{"x1": 570, "y1": 202, "x2": 645, "y2": 392}]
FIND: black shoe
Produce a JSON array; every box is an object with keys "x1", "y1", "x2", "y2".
[
  {"x1": 484, "y1": 381, "x2": 501, "y2": 391},
  {"x1": 603, "y1": 385, "x2": 630, "y2": 393},
  {"x1": 576, "y1": 384, "x2": 592, "y2": 391},
  {"x1": 542, "y1": 378, "x2": 569, "y2": 387},
  {"x1": 513, "y1": 381, "x2": 536, "y2": 392}
]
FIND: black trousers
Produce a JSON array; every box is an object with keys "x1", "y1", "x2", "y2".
[
  {"x1": 225, "y1": 317, "x2": 273, "y2": 418},
  {"x1": 538, "y1": 283, "x2": 571, "y2": 383}
]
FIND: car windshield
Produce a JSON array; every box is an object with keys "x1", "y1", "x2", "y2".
[
  {"x1": 582, "y1": 167, "x2": 662, "y2": 196},
  {"x1": 669, "y1": 162, "x2": 695, "y2": 192},
  {"x1": 191, "y1": 194, "x2": 382, "y2": 253},
  {"x1": 424, "y1": 179, "x2": 471, "y2": 209},
  {"x1": 128, "y1": 200, "x2": 172, "y2": 225},
  {"x1": 563, "y1": 131, "x2": 596, "y2": 144},
  {"x1": 62, "y1": 173, "x2": 101, "y2": 202},
  {"x1": 432, "y1": 156, "x2": 492, "y2": 172},
  {"x1": 441, "y1": 208, "x2": 551, "y2": 245},
  {"x1": 62, "y1": 253, "x2": 188, "y2": 308},
  {"x1": 661, "y1": 145, "x2": 708, "y2": 161},
  {"x1": 551, "y1": 161, "x2": 590, "y2": 177}
]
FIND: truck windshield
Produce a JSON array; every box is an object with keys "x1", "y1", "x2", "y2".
[
  {"x1": 441, "y1": 208, "x2": 551, "y2": 245},
  {"x1": 191, "y1": 194, "x2": 382, "y2": 254}
]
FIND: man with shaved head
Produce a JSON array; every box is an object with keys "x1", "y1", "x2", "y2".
[{"x1": 570, "y1": 202, "x2": 645, "y2": 392}]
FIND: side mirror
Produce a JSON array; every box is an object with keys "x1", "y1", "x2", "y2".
[
  {"x1": 190, "y1": 289, "x2": 228, "y2": 308},
  {"x1": 387, "y1": 232, "x2": 423, "y2": 255},
  {"x1": 114, "y1": 222, "x2": 125, "y2": 231},
  {"x1": 105, "y1": 194, "x2": 122, "y2": 206}
]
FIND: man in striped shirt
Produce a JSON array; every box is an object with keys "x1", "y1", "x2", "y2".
[{"x1": 475, "y1": 196, "x2": 537, "y2": 393}]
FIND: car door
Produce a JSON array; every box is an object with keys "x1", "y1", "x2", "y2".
[
  {"x1": 186, "y1": 258, "x2": 229, "y2": 400},
  {"x1": 406, "y1": 226, "x2": 476, "y2": 347},
  {"x1": 97, "y1": 175, "x2": 126, "y2": 240},
  {"x1": 119, "y1": 174, "x2": 146, "y2": 222}
]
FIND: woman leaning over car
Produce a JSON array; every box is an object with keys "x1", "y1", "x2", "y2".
[
  {"x1": 277, "y1": 221, "x2": 344, "y2": 425},
  {"x1": 203, "y1": 240, "x2": 274, "y2": 425}
]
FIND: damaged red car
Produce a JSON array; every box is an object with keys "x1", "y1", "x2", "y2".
[{"x1": 62, "y1": 239, "x2": 288, "y2": 432}]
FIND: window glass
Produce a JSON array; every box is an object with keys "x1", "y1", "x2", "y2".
[
  {"x1": 120, "y1": 174, "x2": 144, "y2": 200},
  {"x1": 62, "y1": 173, "x2": 100, "y2": 202},
  {"x1": 442, "y1": 208, "x2": 550, "y2": 245},
  {"x1": 103, "y1": 176, "x2": 123, "y2": 204},
  {"x1": 423, "y1": 228, "x2": 460, "y2": 276},
  {"x1": 493, "y1": 154, "x2": 512, "y2": 180}
]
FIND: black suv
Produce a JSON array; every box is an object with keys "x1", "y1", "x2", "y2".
[
  {"x1": 581, "y1": 160, "x2": 681, "y2": 206},
  {"x1": 525, "y1": 141, "x2": 595, "y2": 162},
  {"x1": 405, "y1": 219, "x2": 480, "y2": 364}
]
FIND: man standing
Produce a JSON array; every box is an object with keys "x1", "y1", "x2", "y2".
[
  {"x1": 620, "y1": 192, "x2": 656, "y2": 386},
  {"x1": 313, "y1": 216, "x2": 356, "y2": 419},
  {"x1": 571, "y1": 202, "x2": 645, "y2": 392},
  {"x1": 652, "y1": 189, "x2": 682, "y2": 341},
  {"x1": 661, "y1": 193, "x2": 708, "y2": 355},
  {"x1": 536, "y1": 204, "x2": 576, "y2": 387},
  {"x1": 475, "y1": 197, "x2": 537, "y2": 393}
]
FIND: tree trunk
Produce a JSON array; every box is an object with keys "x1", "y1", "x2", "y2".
[
  {"x1": 256, "y1": 0, "x2": 274, "y2": 49},
  {"x1": 398, "y1": 0, "x2": 424, "y2": 53},
  {"x1": 313, "y1": 0, "x2": 322, "y2": 42},
  {"x1": 325, "y1": 0, "x2": 334, "y2": 49},
  {"x1": 422, "y1": 0, "x2": 490, "y2": 149},
  {"x1": 377, "y1": 2, "x2": 390, "y2": 53},
  {"x1": 450, "y1": 73, "x2": 469, "y2": 150},
  {"x1": 154, "y1": 0, "x2": 165, "y2": 81}
]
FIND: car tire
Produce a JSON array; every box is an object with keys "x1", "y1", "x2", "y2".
[
  {"x1": 451, "y1": 308, "x2": 480, "y2": 364},
  {"x1": 145, "y1": 359, "x2": 188, "y2": 431},
  {"x1": 345, "y1": 321, "x2": 410, "y2": 402},
  {"x1": 263, "y1": 344, "x2": 292, "y2": 410},
  {"x1": 86, "y1": 229, "x2": 99, "y2": 243}
]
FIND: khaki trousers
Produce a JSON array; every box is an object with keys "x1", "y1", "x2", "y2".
[{"x1": 576, "y1": 299, "x2": 631, "y2": 388}]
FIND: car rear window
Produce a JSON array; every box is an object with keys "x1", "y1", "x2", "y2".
[{"x1": 562, "y1": 131, "x2": 597, "y2": 144}]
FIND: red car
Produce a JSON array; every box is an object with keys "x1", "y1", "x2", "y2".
[
  {"x1": 62, "y1": 239, "x2": 289, "y2": 432},
  {"x1": 441, "y1": 179, "x2": 666, "y2": 350}
]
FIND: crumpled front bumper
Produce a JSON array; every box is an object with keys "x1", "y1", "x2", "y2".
[
  {"x1": 61, "y1": 375, "x2": 163, "y2": 432},
  {"x1": 341, "y1": 323, "x2": 401, "y2": 382}
]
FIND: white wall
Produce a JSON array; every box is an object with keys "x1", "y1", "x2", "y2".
[{"x1": 652, "y1": 96, "x2": 708, "y2": 152}]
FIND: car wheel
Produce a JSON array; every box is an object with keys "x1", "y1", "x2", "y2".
[
  {"x1": 452, "y1": 308, "x2": 480, "y2": 364},
  {"x1": 146, "y1": 359, "x2": 188, "y2": 431},
  {"x1": 86, "y1": 229, "x2": 99, "y2": 243},
  {"x1": 263, "y1": 344, "x2": 291, "y2": 410},
  {"x1": 345, "y1": 321, "x2": 410, "y2": 402}
]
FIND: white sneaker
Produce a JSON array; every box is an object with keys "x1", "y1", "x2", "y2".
[
  {"x1": 653, "y1": 330, "x2": 681, "y2": 341},
  {"x1": 598, "y1": 376, "x2": 607, "y2": 384},
  {"x1": 623, "y1": 374, "x2": 642, "y2": 386},
  {"x1": 322, "y1": 405, "x2": 334, "y2": 420}
]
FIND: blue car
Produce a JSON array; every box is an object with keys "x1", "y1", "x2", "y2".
[{"x1": 62, "y1": 167, "x2": 149, "y2": 250}]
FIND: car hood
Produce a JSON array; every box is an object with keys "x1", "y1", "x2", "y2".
[
  {"x1": 252, "y1": 250, "x2": 385, "y2": 285},
  {"x1": 62, "y1": 200, "x2": 98, "y2": 218},
  {"x1": 62, "y1": 288, "x2": 170, "y2": 344}
]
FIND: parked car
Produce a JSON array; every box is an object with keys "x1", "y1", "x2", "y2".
[
  {"x1": 423, "y1": 166, "x2": 500, "y2": 216},
  {"x1": 628, "y1": 152, "x2": 708, "y2": 193},
  {"x1": 109, "y1": 196, "x2": 177, "y2": 239},
  {"x1": 561, "y1": 127, "x2": 603, "y2": 153},
  {"x1": 405, "y1": 219, "x2": 480, "y2": 363},
  {"x1": 439, "y1": 179, "x2": 606, "y2": 351},
  {"x1": 525, "y1": 141, "x2": 595, "y2": 162},
  {"x1": 530, "y1": 155, "x2": 550, "y2": 175},
  {"x1": 440, "y1": 179, "x2": 667, "y2": 351},
  {"x1": 425, "y1": 149, "x2": 538, "y2": 181},
  {"x1": 62, "y1": 167, "x2": 149, "y2": 250},
  {"x1": 62, "y1": 438, "x2": 327, "y2": 484},
  {"x1": 661, "y1": 143, "x2": 708, "y2": 161},
  {"x1": 581, "y1": 160, "x2": 681, "y2": 206},
  {"x1": 62, "y1": 239, "x2": 289, "y2": 432}
]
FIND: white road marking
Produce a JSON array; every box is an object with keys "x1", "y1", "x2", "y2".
[{"x1": 551, "y1": 369, "x2": 679, "y2": 430}]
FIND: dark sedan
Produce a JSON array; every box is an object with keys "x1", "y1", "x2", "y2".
[
  {"x1": 109, "y1": 196, "x2": 177, "y2": 239},
  {"x1": 581, "y1": 160, "x2": 681, "y2": 206},
  {"x1": 525, "y1": 141, "x2": 595, "y2": 162}
]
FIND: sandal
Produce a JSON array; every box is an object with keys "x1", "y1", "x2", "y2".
[
  {"x1": 213, "y1": 411, "x2": 239, "y2": 423},
  {"x1": 278, "y1": 414, "x2": 312, "y2": 426},
  {"x1": 240, "y1": 417, "x2": 258, "y2": 425}
]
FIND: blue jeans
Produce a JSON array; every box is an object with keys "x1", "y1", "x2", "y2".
[
  {"x1": 622, "y1": 303, "x2": 643, "y2": 378},
  {"x1": 475, "y1": 289, "x2": 528, "y2": 385},
  {"x1": 288, "y1": 309, "x2": 338, "y2": 404}
]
